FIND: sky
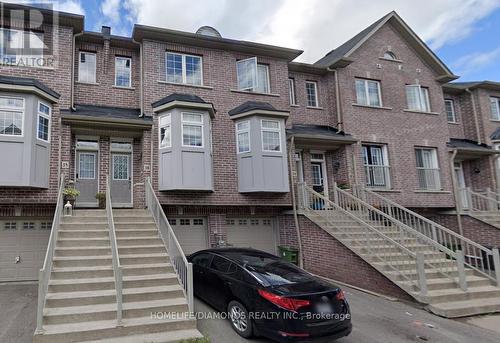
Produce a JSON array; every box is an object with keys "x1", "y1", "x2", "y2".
[{"x1": 16, "y1": 0, "x2": 500, "y2": 81}]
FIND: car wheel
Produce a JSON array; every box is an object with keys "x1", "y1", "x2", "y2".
[{"x1": 228, "y1": 300, "x2": 252, "y2": 338}]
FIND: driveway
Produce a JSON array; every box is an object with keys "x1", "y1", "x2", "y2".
[{"x1": 2, "y1": 282, "x2": 499, "y2": 343}]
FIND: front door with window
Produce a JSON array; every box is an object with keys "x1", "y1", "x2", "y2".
[
  {"x1": 454, "y1": 162, "x2": 469, "y2": 209},
  {"x1": 75, "y1": 151, "x2": 98, "y2": 207},
  {"x1": 111, "y1": 153, "x2": 132, "y2": 207}
]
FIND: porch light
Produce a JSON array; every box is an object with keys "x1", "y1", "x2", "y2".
[{"x1": 64, "y1": 201, "x2": 73, "y2": 217}]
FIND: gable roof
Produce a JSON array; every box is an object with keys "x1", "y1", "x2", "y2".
[{"x1": 314, "y1": 11, "x2": 458, "y2": 82}]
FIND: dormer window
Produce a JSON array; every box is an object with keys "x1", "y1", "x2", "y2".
[{"x1": 383, "y1": 51, "x2": 397, "y2": 60}]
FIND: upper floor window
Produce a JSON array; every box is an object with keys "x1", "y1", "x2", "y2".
[
  {"x1": 355, "y1": 78, "x2": 382, "y2": 107},
  {"x1": 0, "y1": 96, "x2": 24, "y2": 136},
  {"x1": 362, "y1": 144, "x2": 390, "y2": 188},
  {"x1": 305, "y1": 81, "x2": 318, "y2": 107},
  {"x1": 236, "y1": 120, "x2": 250, "y2": 153},
  {"x1": 115, "y1": 56, "x2": 131, "y2": 87},
  {"x1": 415, "y1": 147, "x2": 441, "y2": 190},
  {"x1": 288, "y1": 78, "x2": 296, "y2": 105},
  {"x1": 182, "y1": 113, "x2": 204, "y2": 147},
  {"x1": 406, "y1": 85, "x2": 430, "y2": 112},
  {"x1": 166, "y1": 52, "x2": 202, "y2": 86},
  {"x1": 261, "y1": 119, "x2": 281, "y2": 152},
  {"x1": 37, "y1": 102, "x2": 51, "y2": 142},
  {"x1": 159, "y1": 114, "x2": 171, "y2": 148},
  {"x1": 383, "y1": 51, "x2": 396, "y2": 60},
  {"x1": 490, "y1": 97, "x2": 500, "y2": 121},
  {"x1": 445, "y1": 99, "x2": 457, "y2": 123},
  {"x1": 78, "y1": 52, "x2": 96, "y2": 83},
  {"x1": 0, "y1": 28, "x2": 43, "y2": 66},
  {"x1": 236, "y1": 57, "x2": 270, "y2": 93}
]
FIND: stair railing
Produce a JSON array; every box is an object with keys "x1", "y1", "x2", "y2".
[
  {"x1": 461, "y1": 187, "x2": 500, "y2": 212},
  {"x1": 145, "y1": 177, "x2": 193, "y2": 312},
  {"x1": 298, "y1": 183, "x2": 428, "y2": 296},
  {"x1": 36, "y1": 173, "x2": 65, "y2": 333},
  {"x1": 106, "y1": 176, "x2": 123, "y2": 326},
  {"x1": 354, "y1": 185, "x2": 500, "y2": 285}
]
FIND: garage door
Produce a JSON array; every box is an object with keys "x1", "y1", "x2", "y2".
[
  {"x1": 0, "y1": 219, "x2": 52, "y2": 282},
  {"x1": 170, "y1": 218, "x2": 208, "y2": 255},
  {"x1": 226, "y1": 218, "x2": 277, "y2": 254}
]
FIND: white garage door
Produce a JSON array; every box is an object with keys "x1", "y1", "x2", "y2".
[
  {"x1": 226, "y1": 218, "x2": 277, "y2": 254},
  {"x1": 170, "y1": 218, "x2": 208, "y2": 255},
  {"x1": 0, "y1": 219, "x2": 52, "y2": 282}
]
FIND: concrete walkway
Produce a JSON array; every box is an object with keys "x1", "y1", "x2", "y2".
[{"x1": 1, "y1": 282, "x2": 499, "y2": 343}]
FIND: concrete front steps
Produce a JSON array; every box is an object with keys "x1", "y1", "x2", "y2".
[
  {"x1": 305, "y1": 211, "x2": 500, "y2": 318},
  {"x1": 34, "y1": 209, "x2": 202, "y2": 343}
]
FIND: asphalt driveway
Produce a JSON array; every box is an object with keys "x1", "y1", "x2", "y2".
[{"x1": 2, "y1": 282, "x2": 499, "y2": 343}]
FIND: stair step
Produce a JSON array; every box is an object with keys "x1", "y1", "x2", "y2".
[
  {"x1": 122, "y1": 285, "x2": 185, "y2": 302},
  {"x1": 123, "y1": 273, "x2": 180, "y2": 288},
  {"x1": 120, "y1": 253, "x2": 169, "y2": 265},
  {"x1": 78, "y1": 329, "x2": 203, "y2": 343},
  {"x1": 57, "y1": 238, "x2": 110, "y2": 247},
  {"x1": 51, "y1": 266, "x2": 114, "y2": 279},
  {"x1": 117, "y1": 237, "x2": 163, "y2": 246},
  {"x1": 427, "y1": 296, "x2": 500, "y2": 318},
  {"x1": 55, "y1": 246, "x2": 111, "y2": 257},
  {"x1": 45, "y1": 289, "x2": 116, "y2": 308},
  {"x1": 121, "y1": 263, "x2": 174, "y2": 276},
  {"x1": 33, "y1": 316, "x2": 196, "y2": 343},
  {"x1": 60, "y1": 223, "x2": 108, "y2": 230},
  {"x1": 118, "y1": 244, "x2": 166, "y2": 254},
  {"x1": 49, "y1": 277, "x2": 115, "y2": 292},
  {"x1": 115, "y1": 229, "x2": 158, "y2": 238},
  {"x1": 401, "y1": 275, "x2": 493, "y2": 291},
  {"x1": 53, "y1": 255, "x2": 112, "y2": 268},
  {"x1": 114, "y1": 217, "x2": 155, "y2": 224},
  {"x1": 59, "y1": 230, "x2": 109, "y2": 238},
  {"x1": 115, "y1": 223, "x2": 158, "y2": 230},
  {"x1": 425, "y1": 285, "x2": 500, "y2": 303}
]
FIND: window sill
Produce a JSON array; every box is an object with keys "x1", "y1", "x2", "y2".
[
  {"x1": 230, "y1": 89, "x2": 280, "y2": 97},
  {"x1": 290, "y1": 104, "x2": 300, "y2": 108},
  {"x1": 490, "y1": 119, "x2": 500, "y2": 122},
  {"x1": 369, "y1": 188, "x2": 402, "y2": 193},
  {"x1": 113, "y1": 85, "x2": 135, "y2": 90},
  {"x1": 352, "y1": 103, "x2": 392, "y2": 110},
  {"x1": 76, "y1": 81, "x2": 99, "y2": 86},
  {"x1": 403, "y1": 109, "x2": 440, "y2": 115},
  {"x1": 158, "y1": 80, "x2": 214, "y2": 90},
  {"x1": 378, "y1": 57, "x2": 403, "y2": 63},
  {"x1": 414, "y1": 190, "x2": 451, "y2": 194},
  {"x1": 448, "y1": 122, "x2": 460, "y2": 125},
  {"x1": 306, "y1": 106, "x2": 323, "y2": 110}
]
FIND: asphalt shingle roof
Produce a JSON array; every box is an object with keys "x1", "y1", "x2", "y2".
[
  {"x1": 0, "y1": 75, "x2": 60, "y2": 99},
  {"x1": 62, "y1": 104, "x2": 151, "y2": 122},
  {"x1": 228, "y1": 101, "x2": 286, "y2": 116},
  {"x1": 151, "y1": 93, "x2": 208, "y2": 108}
]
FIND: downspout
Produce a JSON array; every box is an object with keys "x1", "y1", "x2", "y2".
[
  {"x1": 449, "y1": 149, "x2": 464, "y2": 236},
  {"x1": 328, "y1": 67, "x2": 343, "y2": 132},
  {"x1": 71, "y1": 32, "x2": 84, "y2": 110},
  {"x1": 132, "y1": 39, "x2": 144, "y2": 117},
  {"x1": 288, "y1": 136, "x2": 304, "y2": 268},
  {"x1": 465, "y1": 88, "x2": 482, "y2": 145}
]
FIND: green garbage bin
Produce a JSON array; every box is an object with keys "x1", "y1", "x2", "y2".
[{"x1": 278, "y1": 246, "x2": 299, "y2": 265}]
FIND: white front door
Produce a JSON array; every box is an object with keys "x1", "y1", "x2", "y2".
[{"x1": 454, "y1": 162, "x2": 468, "y2": 209}]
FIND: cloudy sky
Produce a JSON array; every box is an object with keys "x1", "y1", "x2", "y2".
[{"x1": 28, "y1": 0, "x2": 500, "y2": 81}]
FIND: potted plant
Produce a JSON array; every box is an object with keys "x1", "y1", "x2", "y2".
[
  {"x1": 63, "y1": 188, "x2": 80, "y2": 206},
  {"x1": 95, "y1": 192, "x2": 106, "y2": 209}
]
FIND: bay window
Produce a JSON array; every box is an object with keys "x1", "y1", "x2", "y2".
[
  {"x1": 236, "y1": 120, "x2": 250, "y2": 153},
  {"x1": 182, "y1": 113, "x2": 203, "y2": 147},
  {"x1": 490, "y1": 97, "x2": 500, "y2": 121},
  {"x1": 236, "y1": 57, "x2": 270, "y2": 93},
  {"x1": 166, "y1": 52, "x2": 202, "y2": 86},
  {"x1": 37, "y1": 102, "x2": 51, "y2": 142},
  {"x1": 406, "y1": 85, "x2": 430, "y2": 112},
  {"x1": 415, "y1": 147, "x2": 441, "y2": 190},
  {"x1": 261, "y1": 120, "x2": 281, "y2": 152},
  {"x1": 115, "y1": 56, "x2": 131, "y2": 87},
  {"x1": 78, "y1": 52, "x2": 97, "y2": 83},
  {"x1": 0, "y1": 96, "x2": 24, "y2": 136},
  {"x1": 159, "y1": 114, "x2": 171, "y2": 148},
  {"x1": 355, "y1": 78, "x2": 382, "y2": 107}
]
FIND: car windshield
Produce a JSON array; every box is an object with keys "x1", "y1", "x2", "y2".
[{"x1": 229, "y1": 254, "x2": 314, "y2": 286}]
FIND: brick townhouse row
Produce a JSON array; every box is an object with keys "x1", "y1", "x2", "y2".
[{"x1": 1, "y1": 3, "x2": 499, "y2": 292}]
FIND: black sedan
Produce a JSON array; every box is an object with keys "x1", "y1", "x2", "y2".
[{"x1": 188, "y1": 248, "x2": 352, "y2": 342}]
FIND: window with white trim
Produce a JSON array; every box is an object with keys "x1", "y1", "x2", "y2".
[
  {"x1": 288, "y1": 78, "x2": 296, "y2": 105},
  {"x1": 445, "y1": 99, "x2": 457, "y2": 123},
  {"x1": 305, "y1": 81, "x2": 318, "y2": 107},
  {"x1": 355, "y1": 78, "x2": 382, "y2": 107},
  {"x1": 383, "y1": 51, "x2": 396, "y2": 60},
  {"x1": 490, "y1": 97, "x2": 500, "y2": 121},
  {"x1": 236, "y1": 120, "x2": 250, "y2": 153},
  {"x1": 0, "y1": 96, "x2": 24, "y2": 136},
  {"x1": 362, "y1": 144, "x2": 390, "y2": 188},
  {"x1": 415, "y1": 147, "x2": 441, "y2": 190},
  {"x1": 0, "y1": 28, "x2": 43, "y2": 66},
  {"x1": 159, "y1": 114, "x2": 171, "y2": 148},
  {"x1": 78, "y1": 52, "x2": 96, "y2": 83},
  {"x1": 37, "y1": 102, "x2": 51, "y2": 142},
  {"x1": 115, "y1": 56, "x2": 131, "y2": 87},
  {"x1": 406, "y1": 85, "x2": 430, "y2": 112},
  {"x1": 261, "y1": 120, "x2": 281, "y2": 152},
  {"x1": 182, "y1": 113, "x2": 203, "y2": 147},
  {"x1": 236, "y1": 57, "x2": 270, "y2": 93},
  {"x1": 166, "y1": 52, "x2": 202, "y2": 85}
]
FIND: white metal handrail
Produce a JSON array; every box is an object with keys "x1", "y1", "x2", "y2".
[
  {"x1": 298, "y1": 183, "x2": 428, "y2": 295},
  {"x1": 461, "y1": 187, "x2": 500, "y2": 212},
  {"x1": 106, "y1": 175, "x2": 123, "y2": 326},
  {"x1": 355, "y1": 185, "x2": 500, "y2": 284},
  {"x1": 36, "y1": 174, "x2": 65, "y2": 333},
  {"x1": 145, "y1": 177, "x2": 194, "y2": 312}
]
